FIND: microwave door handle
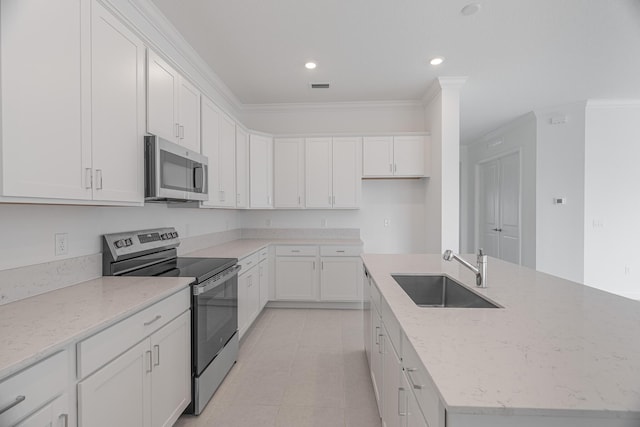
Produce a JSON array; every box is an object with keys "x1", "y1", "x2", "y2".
[{"x1": 193, "y1": 166, "x2": 204, "y2": 192}]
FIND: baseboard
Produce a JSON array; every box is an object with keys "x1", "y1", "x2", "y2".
[{"x1": 266, "y1": 300, "x2": 363, "y2": 310}]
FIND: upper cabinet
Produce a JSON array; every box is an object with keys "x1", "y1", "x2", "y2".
[
  {"x1": 0, "y1": 0, "x2": 144, "y2": 204},
  {"x1": 274, "y1": 138, "x2": 305, "y2": 209},
  {"x1": 363, "y1": 135, "x2": 430, "y2": 178},
  {"x1": 249, "y1": 134, "x2": 273, "y2": 209},
  {"x1": 147, "y1": 50, "x2": 200, "y2": 153},
  {"x1": 201, "y1": 96, "x2": 236, "y2": 208},
  {"x1": 235, "y1": 127, "x2": 249, "y2": 208}
]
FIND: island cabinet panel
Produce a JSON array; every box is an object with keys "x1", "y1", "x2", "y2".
[
  {"x1": 381, "y1": 323, "x2": 403, "y2": 427},
  {"x1": 370, "y1": 292, "x2": 384, "y2": 417},
  {"x1": 363, "y1": 269, "x2": 373, "y2": 365},
  {"x1": 406, "y1": 385, "x2": 428, "y2": 427}
]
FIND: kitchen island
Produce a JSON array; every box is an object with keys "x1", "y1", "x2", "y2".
[{"x1": 362, "y1": 253, "x2": 640, "y2": 427}]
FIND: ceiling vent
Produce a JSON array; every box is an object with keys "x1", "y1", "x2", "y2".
[{"x1": 310, "y1": 82, "x2": 330, "y2": 89}]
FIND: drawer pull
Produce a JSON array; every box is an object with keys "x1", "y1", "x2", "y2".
[
  {"x1": 146, "y1": 350, "x2": 153, "y2": 373},
  {"x1": 0, "y1": 395, "x2": 26, "y2": 415},
  {"x1": 336, "y1": 250, "x2": 345, "y2": 253},
  {"x1": 144, "y1": 315, "x2": 162, "y2": 326},
  {"x1": 153, "y1": 344, "x2": 160, "y2": 366},
  {"x1": 291, "y1": 250, "x2": 300, "y2": 253},
  {"x1": 59, "y1": 413, "x2": 69, "y2": 427},
  {"x1": 398, "y1": 387, "x2": 407, "y2": 416},
  {"x1": 406, "y1": 368, "x2": 425, "y2": 390}
]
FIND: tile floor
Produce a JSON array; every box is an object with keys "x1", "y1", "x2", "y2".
[{"x1": 174, "y1": 308, "x2": 382, "y2": 427}]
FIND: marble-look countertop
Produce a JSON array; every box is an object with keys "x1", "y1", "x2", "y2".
[
  {"x1": 362, "y1": 254, "x2": 640, "y2": 418},
  {"x1": 0, "y1": 276, "x2": 193, "y2": 379},
  {"x1": 186, "y1": 238, "x2": 363, "y2": 260}
]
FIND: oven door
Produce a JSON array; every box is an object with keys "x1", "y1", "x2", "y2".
[{"x1": 192, "y1": 265, "x2": 239, "y2": 375}]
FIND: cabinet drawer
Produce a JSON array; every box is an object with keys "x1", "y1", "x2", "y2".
[
  {"x1": 275, "y1": 245, "x2": 317, "y2": 256},
  {"x1": 320, "y1": 245, "x2": 361, "y2": 256},
  {"x1": 239, "y1": 252, "x2": 260, "y2": 272},
  {"x1": 381, "y1": 299, "x2": 401, "y2": 356},
  {"x1": 402, "y1": 338, "x2": 445, "y2": 427},
  {"x1": 0, "y1": 350, "x2": 68, "y2": 426},
  {"x1": 77, "y1": 287, "x2": 190, "y2": 379},
  {"x1": 259, "y1": 247, "x2": 269, "y2": 261}
]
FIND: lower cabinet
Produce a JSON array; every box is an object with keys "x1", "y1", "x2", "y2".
[
  {"x1": 14, "y1": 393, "x2": 69, "y2": 427},
  {"x1": 77, "y1": 310, "x2": 190, "y2": 427},
  {"x1": 238, "y1": 264, "x2": 260, "y2": 337},
  {"x1": 370, "y1": 304, "x2": 384, "y2": 417},
  {"x1": 382, "y1": 325, "x2": 403, "y2": 427},
  {"x1": 320, "y1": 257, "x2": 361, "y2": 301},
  {"x1": 258, "y1": 249, "x2": 269, "y2": 309},
  {"x1": 275, "y1": 256, "x2": 317, "y2": 300}
]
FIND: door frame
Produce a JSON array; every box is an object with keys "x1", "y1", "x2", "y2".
[{"x1": 473, "y1": 149, "x2": 523, "y2": 263}]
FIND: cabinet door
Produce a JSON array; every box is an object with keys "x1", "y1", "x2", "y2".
[
  {"x1": 177, "y1": 78, "x2": 200, "y2": 153},
  {"x1": 406, "y1": 381, "x2": 429, "y2": 427},
  {"x1": 247, "y1": 270, "x2": 261, "y2": 325},
  {"x1": 200, "y1": 96, "x2": 221, "y2": 207},
  {"x1": 14, "y1": 393, "x2": 68, "y2": 427},
  {"x1": 150, "y1": 311, "x2": 191, "y2": 427},
  {"x1": 78, "y1": 339, "x2": 151, "y2": 427},
  {"x1": 332, "y1": 137, "x2": 362, "y2": 208},
  {"x1": 363, "y1": 270, "x2": 372, "y2": 366},
  {"x1": 382, "y1": 330, "x2": 403, "y2": 427},
  {"x1": 363, "y1": 137, "x2": 393, "y2": 177},
  {"x1": 393, "y1": 136, "x2": 425, "y2": 177},
  {"x1": 320, "y1": 257, "x2": 361, "y2": 301},
  {"x1": 1, "y1": 0, "x2": 91, "y2": 200},
  {"x1": 90, "y1": 0, "x2": 145, "y2": 203},
  {"x1": 305, "y1": 138, "x2": 332, "y2": 208},
  {"x1": 235, "y1": 127, "x2": 249, "y2": 208},
  {"x1": 370, "y1": 309, "x2": 383, "y2": 417},
  {"x1": 218, "y1": 113, "x2": 237, "y2": 207},
  {"x1": 249, "y1": 134, "x2": 273, "y2": 208},
  {"x1": 258, "y1": 258, "x2": 269, "y2": 309},
  {"x1": 274, "y1": 138, "x2": 304, "y2": 208},
  {"x1": 275, "y1": 257, "x2": 317, "y2": 300},
  {"x1": 238, "y1": 271, "x2": 250, "y2": 336},
  {"x1": 147, "y1": 50, "x2": 179, "y2": 143}
]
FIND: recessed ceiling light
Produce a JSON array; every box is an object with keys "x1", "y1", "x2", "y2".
[
  {"x1": 461, "y1": 3, "x2": 481, "y2": 16},
  {"x1": 430, "y1": 57, "x2": 444, "y2": 66},
  {"x1": 305, "y1": 62, "x2": 317, "y2": 70}
]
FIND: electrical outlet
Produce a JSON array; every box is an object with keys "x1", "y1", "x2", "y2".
[
  {"x1": 384, "y1": 219, "x2": 390, "y2": 227},
  {"x1": 55, "y1": 233, "x2": 68, "y2": 256}
]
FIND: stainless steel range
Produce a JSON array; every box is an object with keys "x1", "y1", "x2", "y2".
[{"x1": 102, "y1": 227, "x2": 240, "y2": 415}]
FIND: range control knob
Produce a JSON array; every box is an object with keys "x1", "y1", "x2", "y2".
[
  {"x1": 115, "y1": 240, "x2": 125, "y2": 248},
  {"x1": 173, "y1": 232, "x2": 179, "y2": 238},
  {"x1": 160, "y1": 233, "x2": 168, "y2": 240},
  {"x1": 125, "y1": 238, "x2": 133, "y2": 246}
]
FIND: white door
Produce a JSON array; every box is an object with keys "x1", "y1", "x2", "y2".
[
  {"x1": 332, "y1": 137, "x2": 362, "y2": 208},
  {"x1": 478, "y1": 152, "x2": 521, "y2": 264},
  {"x1": 258, "y1": 258, "x2": 269, "y2": 309},
  {"x1": 274, "y1": 138, "x2": 304, "y2": 208},
  {"x1": 147, "y1": 50, "x2": 179, "y2": 143},
  {"x1": 1, "y1": 0, "x2": 91, "y2": 200},
  {"x1": 177, "y1": 78, "x2": 200, "y2": 153},
  {"x1": 363, "y1": 137, "x2": 393, "y2": 177},
  {"x1": 320, "y1": 258, "x2": 361, "y2": 301},
  {"x1": 275, "y1": 257, "x2": 317, "y2": 300},
  {"x1": 235, "y1": 128, "x2": 249, "y2": 208},
  {"x1": 150, "y1": 311, "x2": 191, "y2": 427},
  {"x1": 14, "y1": 394, "x2": 68, "y2": 427},
  {"x1": 305, "y1": 138, "x2": 333, "y2": 208},
  {"x1": 200, "y1": 97, "x2": 221, "y2": 207},
  {"x1": 90, "y1": 1, "x2": 145, "y2": 203},
  {"x1": 249, "y1": 134, "x2": 273, "y2": 208},
  {"x1": 393, "y1": 136, "x2": 425, "y2": 176},
  {"x1": 77, "y1": 339, "x2": 151, "y2": 427},
  {"x1": 218, "y1": 113, "x2": 237, "y2": 207}
]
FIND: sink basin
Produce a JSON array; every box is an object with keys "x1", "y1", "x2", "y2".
[{"x1": 391, "y1": 275, "x2": 501, "y2": 308}]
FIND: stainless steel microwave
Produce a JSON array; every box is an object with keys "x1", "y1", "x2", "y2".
[{"x1": 144, "y1": 135, "x2": 208, "y2": 202}]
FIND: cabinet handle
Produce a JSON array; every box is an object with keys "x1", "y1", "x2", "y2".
[
  {"x1": 175, "y1": 123, "x2": 180, "y2": 138},
  {"x1": 375, "y1": 326, "x2": 380, "y2": 345},
  {"x1": 59, "y1": 414, "x2": 69, "y2": 427},
  {"x1": 153, "y1": 344, "x2": 160, "y2": 366},
  {"x1": 84, "y1": 168, "x2": 92, "y2": 189},
  {"x1": 336, "y1": 250, "x2": 345, "y2": 253},
  {"x1": 321, "y1": 261, "x2": 324, "y2": 270},
  {"x1": 398, "y1": 387, "x2": 407, "y2": 416},
  {"x1": 268, "y1": 195, "x2": 272, "y2": 205},
  {"x1": 378, "y1": 334, "x2": 384, "y2": 353},
  {"x1": 144, "y1": 314, "x2": 162, "y2": 326},
  {"x1": 389, "y1": 163, "x2": 393, "y2": 172},
  {"x1": 492, "y1": 228, "x2": 503, "y2": 232},
  {"x1": 332, "y1": 195, "x2": 335, "y2": 205},
  {"x1": 179, "y1": 125, "x2": 185, "y2": 139},
  {"x1": 313, "y1": 261, "x2": 316, "y2": 270},
  {"x1": 146, "y1": 350, "x2": 153, "y2": 373},
  {"x1": 298, "y1": 195, "x2": 301, "y2": 205},
  {"x1": 394, "y1": 163, "x2": 397, "y2": 173},
  {"x1": 0, "y1": 395, "x2": 25, "y2": 415},
  {"x1": 291, "y1": 250, "x2": 300, "y2": 253},
  {"x1": 95, "y1": 169, "x2": 103, "y2": 190},
  {"x1": 328, "y1": 195, "x2": 331, "y2": 205},
  {"x1": 406, "y1": 368, "x2": 425, "y2": 390}
]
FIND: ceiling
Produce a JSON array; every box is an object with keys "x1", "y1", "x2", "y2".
[{"x1": 149, "y1": 0, "x2": 640, "y2": 144}]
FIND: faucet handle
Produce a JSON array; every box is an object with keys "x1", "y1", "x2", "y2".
[{"x1": 478, "y1": 248, "x2": 485, "y2": 257}]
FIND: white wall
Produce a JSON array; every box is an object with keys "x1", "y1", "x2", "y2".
[
  {"x1": 462, "y1": 113, "x2": 537, "y2": 268},
  {"x1": 0, "y1": 203, "x2": 238, "y2": 271},
  {"x1": 583, "y1": 101, "x2": 640, "y2": 299},
  {"x1": 240, "y1": 179, "x2": 427, "y2": 254},
  {"x1": 535, "y1": 103, "x2": 586, "y2": 282}
]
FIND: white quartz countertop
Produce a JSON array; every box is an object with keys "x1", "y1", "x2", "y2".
[
  {"x1": 186, "y1": 238, "x2": 363, "y2": 260},
  {"x1": 362, "y1": 254, "x2": 640, "y2": 418},
  {"x1": 0, "y1": 276, "x2": 193, "y2": 379}
]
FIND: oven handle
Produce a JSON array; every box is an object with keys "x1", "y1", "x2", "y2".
[{"x1": 193, "y1": 265, "x2": 241, "y2": 296}]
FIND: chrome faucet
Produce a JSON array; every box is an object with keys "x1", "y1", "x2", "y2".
[{"x1": 443, "y1": 249, "x2": 488, "y2": 288}]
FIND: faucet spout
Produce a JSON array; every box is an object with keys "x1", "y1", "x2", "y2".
[{"x1": 442, "y1": 249, "x2": 487, "y2": 288}]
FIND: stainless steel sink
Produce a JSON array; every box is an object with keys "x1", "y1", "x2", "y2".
[{"x1": 391, "y1": 275, "x2": 501, "y2": 308}]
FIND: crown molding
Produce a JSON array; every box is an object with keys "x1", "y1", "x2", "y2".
[
  {"x1": 421, "y1": 76, "x2": 468, "y2": 106},
  {"x1": 585, "y1": 99, "x2": 640, "y2": 108},
  {"x1": 242, "y1": 100, "x2": 425, "y2": 114}
]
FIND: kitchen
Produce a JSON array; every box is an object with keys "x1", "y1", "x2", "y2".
[{"x1": 1, "y1": 0, "x2": 640, "y2": 426}]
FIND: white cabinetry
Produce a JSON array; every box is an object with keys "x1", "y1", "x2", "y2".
[
  {"x1": 275, "y1": 247, "x2": 318, "y2": 301},
  {"x1": 0, "y1": 0, "x2": 144, "y2": 204},
  {"x1": 77, "y1": 289, "x2": 190, "y2": 427},
  {"x1": 235, "y1": 127, "x2": 249, "y2": 208},
  {"x1": 201, "y1": 97, "x2": 236, "y2": 208},
  {"x1": 319, "y1": 246, "x2": 362, "y2": 301},
  {"x1": 258, "y1": 248, "x2": 270, "y2": 310},
  {"x1": 305, "y1": 137, "x2": 361, "y2": 209},
  {"x1": 238, "y1": 263, "x2": 259, "y2": 338},
  {"x1": 249, "y1": 134, "x2": 273, "y2": 208},
  {"x1": 14, "y1": 393, "x2": 68, "y2": 427},
  {"x1": 363, "y1": 136, "x2": 429, "y2": 178},
  {"x1": 147, "y1": 50, "x2": 200, "y2": 153},
  {"x1": 274, "y1": 138, "x2": 305, "y2": 208}
]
